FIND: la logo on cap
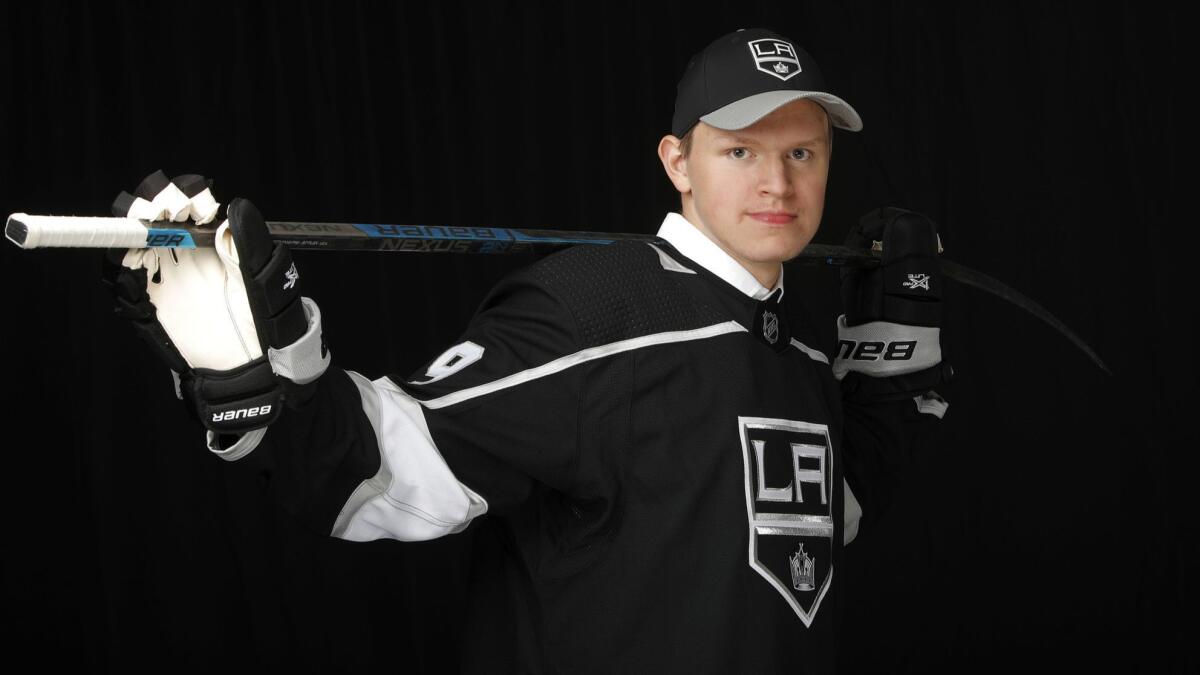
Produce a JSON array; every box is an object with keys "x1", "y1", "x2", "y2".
[{"x1": 748, "y1": 39, "x2": 802, "y2": 81}]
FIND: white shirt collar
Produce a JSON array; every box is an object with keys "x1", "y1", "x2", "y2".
[{"x1": 655, "y1": 212, "x2": 784, "y2": 301}]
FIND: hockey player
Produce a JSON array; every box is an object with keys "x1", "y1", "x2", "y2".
[{"x1": 103, "y1": 27, "x2": 949, "y2": 674}]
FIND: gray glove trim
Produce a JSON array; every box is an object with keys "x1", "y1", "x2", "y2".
[
  {"x1": 268, "y1": 297, "x2": 331, "y2": 385},
  {"x1": 206, "y1": 427, "x2": 267, "y2": 462},
  {"x1": 913, "y1": 390, "x2": 949, "y2": 418}
]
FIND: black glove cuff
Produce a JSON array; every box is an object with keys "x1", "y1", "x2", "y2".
[
  {"x1": 183, "y1": 357, "x2": 283, "y2": 433},
  {"x1": 840, "y1": 362, "x2": 954, "y2": 404}
]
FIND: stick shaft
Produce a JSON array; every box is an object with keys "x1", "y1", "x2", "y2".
[
  {"x1": 5, "y1": 213, "x2": 881, "y2": 265},
  {"x1": 3, "y1": 212, "x2": 1110, "y2": 372}
]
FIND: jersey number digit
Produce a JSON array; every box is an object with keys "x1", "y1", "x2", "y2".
[{"x1": 411, "y1": 341, "x2": 485, "y2": 384}]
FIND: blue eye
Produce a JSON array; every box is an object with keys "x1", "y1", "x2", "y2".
[
  {"x1": 791, "y1": 148, "x2": 812, "y2": 160},
  {"x1": 729, "y1": 148, "x2": 749, "y2": 159}
]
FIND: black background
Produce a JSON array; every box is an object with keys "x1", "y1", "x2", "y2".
[{"x1": 0, "y1": 2, "x2": 1191, "y2": 673}]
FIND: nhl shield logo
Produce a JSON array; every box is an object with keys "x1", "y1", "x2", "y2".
[
  {"x1": 762, "y1": 311, "x2": 779, "y2": 344},
  {"x1": 738, "y1": 416, "x2": 835, "y2": 627},
  {"x1": 748, "y1": 39, "x2": 802, "y2": 81}
]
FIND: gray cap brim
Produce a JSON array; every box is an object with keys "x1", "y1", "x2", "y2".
[{"x1": 700, "y1": 90, "x2": 863, "y2": 132}]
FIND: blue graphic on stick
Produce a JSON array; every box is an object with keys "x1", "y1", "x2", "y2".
[{"x1": 145, "y1": 230, "x2": 196, "y2": 248}]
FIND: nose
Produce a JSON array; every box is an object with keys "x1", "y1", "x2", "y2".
[{"x1": 757, "y1": 156, "x2": 792, "y2": 198}]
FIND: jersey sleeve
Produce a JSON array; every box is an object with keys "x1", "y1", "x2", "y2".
[{"x1": 218, "y1": 267, "x2": 587, "y2": 543}]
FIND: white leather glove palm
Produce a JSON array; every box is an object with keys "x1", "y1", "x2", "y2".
[{"x1": 120, "y1": 222, "x2": 263, "y2": 371}]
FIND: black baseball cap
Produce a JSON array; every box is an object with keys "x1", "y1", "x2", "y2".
[{"x1": 671, "y1": 28, "x2": 863, "y2": 138}]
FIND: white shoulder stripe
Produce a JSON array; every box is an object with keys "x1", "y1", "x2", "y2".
[
  {"x1": 789, "y1": 338, "x2": 830, "y2": 365},
  {"x1": 647, "y1": 242, "x2": 697, "y2": 274},
  {"x1": 409, "y1": 321, "x2": 747, "y2": 410}
]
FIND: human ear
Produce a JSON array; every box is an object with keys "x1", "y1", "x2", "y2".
[{"x1": 657, "y1": 135, "x2": 692, "y2": 195}]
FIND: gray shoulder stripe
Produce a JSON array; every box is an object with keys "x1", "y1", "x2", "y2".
[
  {"x1": 418, "y1": 321, "x2": 747, "y2": 410},
  {"x1": 648, "y1": 242, "x2": 697, "y2": 274},
  {"x1": 790, "y1": 338, "x2": 830, "y2": 365}
]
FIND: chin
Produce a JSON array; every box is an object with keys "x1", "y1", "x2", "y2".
[
  {"x1": 768, "y1": 235, "x2": 814, "y2": 263},
  {"x1": 748, "y1": 244, "x2": 804, "y2": 267}
]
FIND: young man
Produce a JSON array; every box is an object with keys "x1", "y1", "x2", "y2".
[{"x1": 105, "y1": 27, "x2": 948, "y2": 674}]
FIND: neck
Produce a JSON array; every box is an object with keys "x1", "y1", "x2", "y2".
[
  {"x1": 681, "y1": 203, "x2": 781, "y2": 291},
  {"x1": 750, "y1": 265, "x2": 781, "y2": 291}
]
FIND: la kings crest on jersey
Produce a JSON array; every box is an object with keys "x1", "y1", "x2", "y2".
[{"x1": 739, "y1": 416, "x2": 835, "y2": 626}]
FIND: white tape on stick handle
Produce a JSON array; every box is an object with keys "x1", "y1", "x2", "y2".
[{"x1": 5, "y1": 214, "x2": 149, "y2": 249}]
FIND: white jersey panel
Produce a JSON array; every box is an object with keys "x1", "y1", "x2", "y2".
[{"x1": 331, "y1": 370, "x2": 488, "y2": 542}]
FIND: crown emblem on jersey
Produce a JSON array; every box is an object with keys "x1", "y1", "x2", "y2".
[
  {"x1": 762, "y1": 311, "x2": 779, "y2": 344},
  {"x1": 789, "y1": 543, "x2": 816, "y2": 591},
  {"x1": 902, "y1": 273, "x2": 930, "y2": 291}
]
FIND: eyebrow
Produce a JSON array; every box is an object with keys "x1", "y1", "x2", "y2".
[{"x1": 711, "y1": 132, "x2": 828, "y2": 146}]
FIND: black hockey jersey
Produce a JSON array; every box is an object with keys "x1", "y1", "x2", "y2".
[{"x1": 244, "y1": 215, "x2": 942, "y2": 673}]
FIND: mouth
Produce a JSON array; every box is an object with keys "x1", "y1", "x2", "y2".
[{"x1": 747, "y1": 211, "x2": 797, "y2": 225}]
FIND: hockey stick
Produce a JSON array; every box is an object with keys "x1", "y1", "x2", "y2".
[
  {"x1": 5, "y1": 214, "x2": 662, "y2": 255},
  {"x1": 4, "y1": 212, "x2": 1110, "y2": 374},
  {"x1": 5, "y1": 213, "x2": 877, "y2": 264}
]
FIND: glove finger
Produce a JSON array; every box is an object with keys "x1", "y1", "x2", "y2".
[
  {"x1": 848, "y1": 206, "x2": 895, "y2": 246},
  {"x1": 112, "y1": 169, "x2": 176, "y2": 220},
  {"x1": 225, "y1": 198, "x2": 273, "y2": 273},
  {"x1": 222, "y1": 198, "x2": 307, "y2": 349},
  {"x1": 881, "y1": 211, "x2": 940, "y2": 264},
  {"x1": 134, "y1": 169, "x2": 172, "y2": 200},
  {"x1": 139, "y1": 169, "x2": 191, "y2": 221},
  {"x1": 172, "y1": 174, "x2": 220, "y2": 225},
  {"x1": 133, "y1": 249, "x2": 164, "y2": 281},
  {"x1": 171, "y1": 174, "x2": 208, "y2": 197},
  {"x1": 881, "y1": 212, "x2": 941, "y2": 309},
  {"x1": 839, "y1": 206, "x2": 894, "y2": 287},
  {"x1": 101, "y1": 249, "x2": 149, "y2": 312},
  {"x1": 111, "y1": 191, "x2": 137, "y2": 217},
  {"x1": 99, "y1": 248, "x2": 193, "y2": 373},
  {"x1": 112, "y1": 189, "x2": 168, "y2": 220}
]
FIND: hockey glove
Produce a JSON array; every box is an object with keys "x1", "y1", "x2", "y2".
[
  {"x1": 101, "y1": 170, "x2": 331, "y2": 443},
  {"x1": 833, "y1": 207, "x2": 952, "y2": 404}
]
